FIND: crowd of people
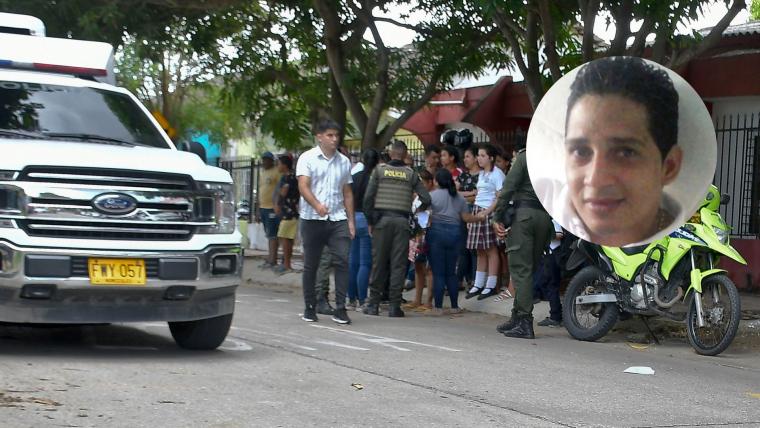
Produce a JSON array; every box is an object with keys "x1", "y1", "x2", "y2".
[{"x1": 254, "y1": 119, "x2": 569, "y2": 337}]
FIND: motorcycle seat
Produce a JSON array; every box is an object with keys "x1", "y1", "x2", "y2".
[{"x1": 620, "y1": 244, "x2": 648, "y2": 256}]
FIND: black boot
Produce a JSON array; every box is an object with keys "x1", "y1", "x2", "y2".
[
  {"x1": 388, "y1": 305, "x2": 405, "y2": 318},
  {"x1": 496, "y1": 310, "x2": 519, "y2": 333},
  {"x1": 496, "y1": 317, "x2": 518, "y2": 334},
  {"x1": 504, "y1": 316, "x2": 535, "y2": 339},
  {"x1": 316, "y1": 296, "x2": 335, "y2": 315},
  {"x1": 362, "y1": 303, "x2": 379, "y2": 316}
]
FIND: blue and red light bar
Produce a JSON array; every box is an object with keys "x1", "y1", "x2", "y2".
[
  {"x1": 0, "y1": 60, "x2": 107, "y2": 76},
  {"x1": 0, "y1": 32, "x2": 114, "y2": 84}
]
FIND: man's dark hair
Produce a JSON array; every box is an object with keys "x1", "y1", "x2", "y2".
[
  {"x1": 279, "y1": 154, "x2": 293, "y2": 170},
  {"x1": 441, "y1": 145, "x2": 460, "y2": 164},
  {"x1": 390, "y1": 140, "x2": 408, "y2": 159},
  {"x1": 567, "y1": 57, "x2": 678, "y2": 160},
  {"x1": 424, "y1": 144, "x2": 441, "y2": 156},
  {"x1": 314, "y1": 118, "x2": 342, "y2": 134}
]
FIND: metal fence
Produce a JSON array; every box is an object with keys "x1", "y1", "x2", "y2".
[
  {"x1": 217, "y1": 157, "x2": 257, "y2": 221},
  {"x1": 714, "y1": 113, "x2": 760, "y2": 238}
]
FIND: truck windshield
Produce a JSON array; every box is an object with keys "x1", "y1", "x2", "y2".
[{"x1": 0, "y1": 80, "x2": 170, "y2": 148}]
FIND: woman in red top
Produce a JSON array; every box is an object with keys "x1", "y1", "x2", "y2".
[{"x1": 441, "y1": 145, "x2": 462, "y2": 180}]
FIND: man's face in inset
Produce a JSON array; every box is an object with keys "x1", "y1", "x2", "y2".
[{"x1": 565, "y1": 94, "x2": 683, "y2": 246}]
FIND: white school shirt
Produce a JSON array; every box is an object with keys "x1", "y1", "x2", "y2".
[
  {"x1": 474, "y1": 168, "x2": 506, "y2": 209},
  {"x1": 295, "y1": 145, "x2": 353, "y2": 221}
]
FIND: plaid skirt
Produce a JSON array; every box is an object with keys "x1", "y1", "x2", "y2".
[{"x1": 466, "y1": 205, "x2": 497, "y2": 250}]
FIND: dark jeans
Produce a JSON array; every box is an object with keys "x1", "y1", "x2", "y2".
[
  {"x1": 348, "y1": 212, "x2": 371, "y2": 303},
  {"x1": 301, "y1": 219, "x2": 351, "y2": 310},
  {"x1": 533, "y1": 251, "x2": 562, "y2": 321},
  {"x1": 427, "y1": 222, "x2": 462, "y2": 309}
]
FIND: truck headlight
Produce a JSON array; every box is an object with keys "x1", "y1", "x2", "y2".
[
  {"x1": 712, "y1": 226, "x2": 729, "y2": 245},
  {"x1": 197, "y1": 182, "x2": 236, "y2": 234}
]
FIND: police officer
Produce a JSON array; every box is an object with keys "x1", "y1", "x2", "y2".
[
  {"x1": 493, "y1": 140, "x2": 553, "y2": 339},
  {"x1": 363, "y1": 140, "x2": 431, "y2": 317}
]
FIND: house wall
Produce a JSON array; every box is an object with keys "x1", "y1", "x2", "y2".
[{"x1": 720, "y1": 239, "x2": 760, "y2": 291}]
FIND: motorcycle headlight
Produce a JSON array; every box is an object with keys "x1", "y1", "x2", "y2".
[
  {"x1": 197, "y1": 182, "x2": 236, "y2": 234},
  {"x1": 712, "y1": 226, "x2": 729, "y2": 245}
]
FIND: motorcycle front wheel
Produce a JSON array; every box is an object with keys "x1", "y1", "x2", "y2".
[
  {"x1": 686, "y1": 274, "x2": 741, "y2": 356},
  {"x1": 563, "y1": 266, "x2": 619, "y2": 342}
]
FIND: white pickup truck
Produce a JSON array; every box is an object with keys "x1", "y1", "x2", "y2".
[{"x1": 0, "y1": 28, "x2": 242, "y2": 349}]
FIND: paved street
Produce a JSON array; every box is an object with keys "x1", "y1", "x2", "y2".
[{"x1": 1, "y1": 272, "x2": 760, "y2": 427}]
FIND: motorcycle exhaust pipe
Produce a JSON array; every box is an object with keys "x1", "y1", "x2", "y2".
[{"x1": 652, "y1": 283, "x2": 683, "y2": 308}]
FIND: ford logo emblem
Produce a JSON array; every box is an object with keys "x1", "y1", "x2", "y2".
[{"x1": 92, "y1": 193, "x2": 138, "y2": 215}]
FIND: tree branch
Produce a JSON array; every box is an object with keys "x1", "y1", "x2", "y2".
[
  {"x1": 670, "y1": 0, "x2": 746, "y2": 69},
  {"x1": 607, "y1": 0, "x2": 633, "y2": 56},
  {"x1": 312, "y1": 0, "x2": 368, "y2": 135},
  {"x1": 536, "y1": 0, "x2": 561, "y2": 81},
  {"x1": 580, "y1": 0, "x2": 600, "y2": 62},
  {"x1": 627, "y1": 16, "x2": 655, "y2": 57},
  {"x1": 352, "y1": 0, "x2": 390, "y2": 145},
  {"x1": 373, "y1": 16, "x2": 432, "y2": 37},
  {"x1": 492, "y1": 5, "x2": 528, "y2": 84}
]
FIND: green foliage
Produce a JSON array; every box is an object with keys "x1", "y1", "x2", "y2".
[
  {"x1": 114, "y1": 18, "x2": 247, "y2": 146},
  {"x1": 752, "y1": 0, "x2": 760, "y2": 20},
  {"x1": 178, "y1": 84, "x2": 248, "y2": 147}
]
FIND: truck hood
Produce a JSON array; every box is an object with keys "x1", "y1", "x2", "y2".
[{"x1": 0, "y1": 139, "x2": 232, "y2": 183}]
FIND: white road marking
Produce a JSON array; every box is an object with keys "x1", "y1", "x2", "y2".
[
  {"x1": 313, "y1": 340, "x2": 369, "y2": 351},
  {"x1": 232, "y1": 326, "x2": 365, "y2": 352},
  {"x1": 310, "y1": 325, "x2": 462, "y2": 352},
  {"x1": 219, "y1": 338, "x2": 253, "y2": 351},
  {"x1": 270, "y1": 339, "x2": 317, "y2": 351}
]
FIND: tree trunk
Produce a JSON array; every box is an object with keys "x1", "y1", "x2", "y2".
[
  {"x1": 329, "y1": 71, "x2": 347, "y2": 145},
  {"x1": 579, "y1": 0, "x2": 600, "y2": 62}
]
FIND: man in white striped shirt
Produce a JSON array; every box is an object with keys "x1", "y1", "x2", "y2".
[{"x1": 296, "y1": 119, "x2": 355, "y2": 324}]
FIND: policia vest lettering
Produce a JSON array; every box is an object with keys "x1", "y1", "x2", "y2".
[{"x1": 374, "y1": 164, "x2": 415, "y2": 214}]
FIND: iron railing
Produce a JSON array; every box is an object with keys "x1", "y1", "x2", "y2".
[{"x1": 714, "y1": 113, "x2": 760, "y2": 239}]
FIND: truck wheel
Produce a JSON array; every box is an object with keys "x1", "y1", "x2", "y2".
[{"x1": 169, "y1": 313, "x2": 233, "y2": 350}]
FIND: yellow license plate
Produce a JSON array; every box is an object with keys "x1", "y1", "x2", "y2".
[{"x1": 88, "y1": 258, "x2": 146, "y2": 285}]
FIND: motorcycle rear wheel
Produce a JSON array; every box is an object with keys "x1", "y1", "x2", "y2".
[
  {"x1": 686, "y1": 274, "x2": 741, "y2": 356},
  {"x1": 563, "y1": 266, "x2": 619, "y2": 342}
]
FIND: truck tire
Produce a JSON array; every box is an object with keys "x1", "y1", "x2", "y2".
[{"x1": 169, "y1": 313, "x2": 233, "y2": 350}]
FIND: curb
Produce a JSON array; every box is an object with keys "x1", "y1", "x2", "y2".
[{"x1": 242, "y1": 254, "x2": 760, "y2": 341}]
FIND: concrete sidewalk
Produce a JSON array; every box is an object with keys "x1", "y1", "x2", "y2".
[{"x1": 241, "y1": 249, "x2": 760, "y2": 341}]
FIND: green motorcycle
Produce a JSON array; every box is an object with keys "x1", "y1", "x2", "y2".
[{"x1": 564, "y1": 185, "x2": 745, "y2": 356}]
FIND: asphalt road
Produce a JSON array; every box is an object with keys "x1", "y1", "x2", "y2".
[{"x1": 1, "y1": 281, "x2": 760, "y2": 428}]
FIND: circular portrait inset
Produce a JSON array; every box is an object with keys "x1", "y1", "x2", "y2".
[{"x1": 526, "y1": 56, "x2": 717, "y2": 247}]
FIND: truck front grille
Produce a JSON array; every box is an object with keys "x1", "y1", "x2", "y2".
[
  {"x1": 19, "y1": 166, "x2": 194, "y2": 190},
  {"x1": 18, "y1": 220, "x2": 195, "y2": 241}
]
